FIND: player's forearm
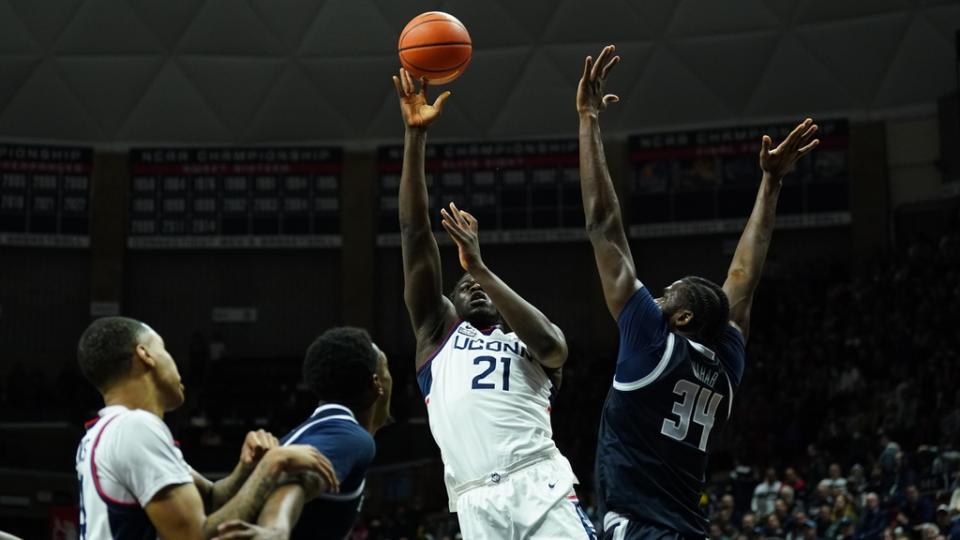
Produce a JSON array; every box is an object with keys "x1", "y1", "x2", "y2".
[
  {"x1": 727, "y1": 172, "x2": 782, "y2": 284},
  {"x1": 209, "y1": 461, "x2": 254, "y2": 511},
  {"x1": 579, "y1": 114, "x2": 627, "y2": 242},
  {"x1": 256, "y1": 484, "x2": 306, "y2": 533},
  {"x1": 201, "y1": 456, "x2": 283, "y2": 538},
  {"x1": 399, "y1": 128, "x2": 431, "y2": 235},
  {"x1": 470, "y1": 264, "x2": 567, "y2": 368}
]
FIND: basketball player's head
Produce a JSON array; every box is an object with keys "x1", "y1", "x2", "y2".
[
  {"x1": 449, "y1": 272, "x2": 500, "y2": 328},
  {"x1": 656, "y1": 276, "x2": 730, "y2": 344},
  {"x1": 303, "y1": 326, "x2": 389, "y2": 412},
  {"x1": 77, "y1": 316, "x2": 185, "y2": 412}
]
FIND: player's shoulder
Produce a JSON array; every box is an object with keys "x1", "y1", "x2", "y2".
[
  {"x1": 287, "y1": 409, "x2": 374, "y2": 450},
  {"x1": 106, "y1": 407, "x2": 172, "y2": 440}
]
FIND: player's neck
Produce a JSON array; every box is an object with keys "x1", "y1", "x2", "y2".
[{"x1": 103, "y1": 381, "x2": 165, "y2": 419}]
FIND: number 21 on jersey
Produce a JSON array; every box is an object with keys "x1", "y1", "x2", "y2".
[
  {"x1": 661, "y1": 379, "x2": 723, "y2": 452},
  {"x1": 471, "y1": 355, "x2": 511, "y2": 391}
]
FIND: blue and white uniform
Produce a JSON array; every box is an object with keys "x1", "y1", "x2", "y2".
[
  {"x1": 75, "y1": 405, "x2": 193, "y2": 540},
  {"x1": 280, "y1": 404, "x2": 375, "y2": 540},
  {"x1": 596, "y1": 286, "x2": 746, "y2": 540},
  {"x1": 418, "y1": 320, "x2": 594, "y2": 539}
]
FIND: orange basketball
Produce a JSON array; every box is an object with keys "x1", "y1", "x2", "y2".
[{"x1": 398, "y1": 12, "x2": 472, "y2": 85}]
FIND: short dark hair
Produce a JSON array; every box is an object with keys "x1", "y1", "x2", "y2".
[
  {"x1": 447, "y1": 272, "x2": 472, "y2": 302},
  {"x1": 77, "y1": 316, "x2": 148, "y2": 391},
  {"x1": 674, "y1": 276, "x2": 730, "y2": 344},
  {"x1": 303, "y1": 327, "x2": 378, "y2": 407}
]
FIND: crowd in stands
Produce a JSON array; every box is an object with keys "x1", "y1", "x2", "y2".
[{"x1": 2, "y1": 233, "x2": 958, "y2": 539}]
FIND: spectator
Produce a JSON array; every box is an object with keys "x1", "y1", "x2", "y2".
[
  {"x1": 824, "y1": 463, "x2": 848, "y2": 495},
  {"x1": 795, "y1": 519, "x2": 819, "y2": 540},
  {"x1": 741, "y1": 513, "x2": 758, "y2": 538},
  {"x1": 830, "y1": 516, "x2": 855, "y2": 540},
  {"x1": 765, "y1": 513, "x2": 785, "y2": 539},
  {"x1": 709, "y1": 522, "x2": 730, "y2": 540},
  {"x1": 831, "y1": 493, "x2": 857, "y2": 523},
  {"x1": 935, "y1": 505, "x2": 953, "y2": 536},
  {"x1": 784, "y1": 467, "x2": 808, "y2": 502},
  {"x1": 897, "y1": 485, "x2": 934, "y2": 530},
  {"x1": 753, "y1": 468, "x2": 782, "y2": 517},
  {"x1": 816, "y1": 505, "x2": 834, "y2": 539},
  {"x1": 847, "y1": 464, "x2": 866, "y2": 499},
  {"x1": 858, "y1": 493, "x2": 888, "y2": 540}
]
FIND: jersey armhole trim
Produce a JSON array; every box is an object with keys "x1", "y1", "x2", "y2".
[
  {"x1": 313, "y1": 479, "x2": 366, "y2": 501},
  {"x1": 612, "y1": 333, "x2": 675, "y2": 391},
  {"x1": 90, "y1": 414, "x2": 139, "y2": 508},
  {"x1": 724, "y1": 371, "x2": 734, "y2": 419},
  {"x1": 417, "y1": 318, "x2": 462, "y2": 374}
]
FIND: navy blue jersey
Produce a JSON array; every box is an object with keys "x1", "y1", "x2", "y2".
[
  {"x1": 595, "y1": 286, "x2": 746, "y2": 538},
  {"x1": 280, "y1": 404, "x2": 375, "y2": 540}
]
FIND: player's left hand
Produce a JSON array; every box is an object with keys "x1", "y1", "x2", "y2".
[
  {"x1": 239, "y1": 429, "x2": 280, "y2": 471},
  {"x1": 440, "y1": 202, "x2": 483, "y2": 272},
  {"x1": 214, "y1": 520, "x2": 287, "y2": 540}
]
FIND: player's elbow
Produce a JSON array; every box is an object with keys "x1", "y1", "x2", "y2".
[
  {"x1": 585, "y1": 213, "x2": 621, "y2": 243},
  {"x1": 534, "y1": 340, "x2": 568, "y2": 370}
]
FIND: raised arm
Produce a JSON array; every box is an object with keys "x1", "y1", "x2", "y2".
[
  {"x1": 577, "y1": 45, "x2": 639, "y2": 320},
  {"x1": 440, "y1": 203, "x2": 568, "y2": 368},
  {"x1": 723, "y1": 119, "x2": 819, "y2": 341},
  {"x1": 393, "y1": 68, "x2": 458, "y2": 361}
]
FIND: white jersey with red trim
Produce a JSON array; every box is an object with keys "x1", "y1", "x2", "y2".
[
  {"x1": 75, "y1": 405, "x2": 193, "y2": 539},
  {"x1": 416, "y1": 320, "x2": 577, "y2": 511}
]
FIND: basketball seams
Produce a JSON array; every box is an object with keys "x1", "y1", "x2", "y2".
[
  {"x1": 400, "y1": 56, "x2": 470, "y2": 73},
  {"x1": 399, "y1": 16, "x2": 470, "y2": 45},
  {"x1": 398, "y1": 41, "x2": 472, "y2": 52},
  {"x1": 399, "y1": 47, "x2": 472, "y2": 73}
]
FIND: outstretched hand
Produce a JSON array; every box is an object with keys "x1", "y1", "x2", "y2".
[
  {"x1": 392, "y1": 68, "x2": 451, "y2": 130},
  {"x1": 577, "y1": 44, "x2": 620, "y2": 116},
  {"x1": 440, "y1": 202, "x2": 483, "y2": 272},
  {"x1": 760, "y1": 118, "x2": 820, "y2": 180}
]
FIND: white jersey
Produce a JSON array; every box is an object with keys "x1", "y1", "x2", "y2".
[
  {"x1": 75, "y1": 405, "x2": 193, "y2": 539},
  {"x1": 416, "y1": 320, "x2": 576, "y2": 510}
]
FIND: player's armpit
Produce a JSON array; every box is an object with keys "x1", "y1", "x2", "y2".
[
  {"x1": 144, "y1": 482, "x2": 207, "y2": 540},
  {"x1": 191, "y1": 468, "x2": 215, "y2": 512}
]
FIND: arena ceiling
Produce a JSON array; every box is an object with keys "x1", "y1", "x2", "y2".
[{"x1": 0, "y1": 0, "x2": 957, "y2": 146}]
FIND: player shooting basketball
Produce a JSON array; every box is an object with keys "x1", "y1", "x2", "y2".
[
  {"x1": 392, "y1": 67, "x2": 596, "y2": 539},
  {"x1": 576, "y1": 45, "x2": 819, "y2": 540}
]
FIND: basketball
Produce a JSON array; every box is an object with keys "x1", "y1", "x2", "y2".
[{"x1": 398, "y1": 12, "x2": 472, "y2": 85}]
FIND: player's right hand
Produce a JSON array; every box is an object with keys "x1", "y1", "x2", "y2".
[
  {"x1": 577, "y1": 44, "x2": 620, "y2": 116},
  {"x1": 393, "y1": 67, "x2": 450, "y2": 130},
  {"x1": 265, "y1": 445, "x2": 339, "y2": 493}
]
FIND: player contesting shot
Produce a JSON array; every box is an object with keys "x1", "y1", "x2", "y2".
[
  {"x1": 393, "y1": 67, "x2": 596, "y2": 540},
  {"x1": 576, "y1": 45, "x2": 820, "y2": 540},
  {"x1": 74, "y1": 316, "x2": 338, "y2": 540}
]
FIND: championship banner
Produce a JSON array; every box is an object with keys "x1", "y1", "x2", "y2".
[
  {"x1": 0, "y1": 143, "x2": 92, "y2": 248},
  {"x1": 376, "y1": 139, "x2": 584, "y2": 246},
  {"x1": 128, "y1": 147, "x2": 342, "y2": 249},
  {"x1": 628, "y1": 119, "x2": 850, "y2": 237}
]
